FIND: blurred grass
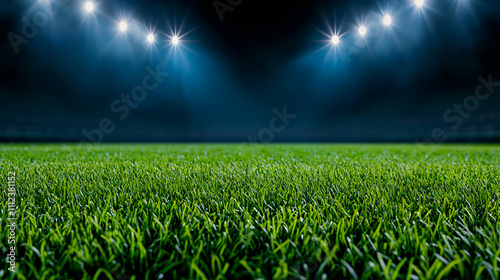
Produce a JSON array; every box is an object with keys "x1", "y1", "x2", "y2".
[{"x1": 0, "y1": 144, "x2": 499, "y2": 280}]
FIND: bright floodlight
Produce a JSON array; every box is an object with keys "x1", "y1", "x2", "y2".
[
  {"x1": 119, "y1": 21, "x2": 128, "y2": 32},
  {"x1": 331, "y1": 35, "x2": 340, "y2": 45},
  {"x1": 85, "y1": 1, "x2": 94, "y2": 12},
  {"x1": 172, "y1": 36, "x2": 179, "y2": 45},
  {"x1": 383, "y1": 15, "x2": 392, "y2": 26},
  {"x1": 147, "y1": 34, "x2": 155, "y2": 43},
  {"x1": 359, "y1": 25, "x2": 367, "y2": 36},
  {"x1": 415, "y1": 0, "x2": 424, "y2": 7}
]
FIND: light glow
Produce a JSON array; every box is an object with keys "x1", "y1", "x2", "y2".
[
  {"x1": 85, "y1": 1, "x2": 94, "y2": 12},
  {"x1": 147, "y1": 34, "x2": 155, "y2": 43},
  {"x1": 415, "y1": 0, "x2": 424, "y2": 7},
  {"x1": 383, "y1": 15, "x2": 392, "y2": 26},
  {"x1": 172, "y1": 36, "x2": 179, "y2": 45},
  {"x1": 331, "y1": 35, "x2": 340, "y2": 45},
  {"x1": 119, "y1": 21, "x2": 128, "y2": 32},
  {"x1": 359, "y1": 25, "x2": 367, "y2": 36}
]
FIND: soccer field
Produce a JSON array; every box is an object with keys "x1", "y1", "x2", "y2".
[{"x1": 1, "y1": 144, "x2": 499, "y2": 279}]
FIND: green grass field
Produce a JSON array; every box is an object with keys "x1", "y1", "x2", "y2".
[{"x1": 1, "y1": 144, "x2": 500, "y2": 280}]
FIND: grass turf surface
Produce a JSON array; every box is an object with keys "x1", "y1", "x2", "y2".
[{"x1": 1, "y1": 144, "x2": 500, "y2": 280}]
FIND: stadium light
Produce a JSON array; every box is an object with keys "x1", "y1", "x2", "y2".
[
  {"x1": 415, "y1": 0, "x2": 424, "y2": 7},
  {"x1": 85, "y1": 1, "x2": 94, "y2": 12},
  {"x1": 331, "y1": 35, "x2": 340, "y2": 45},
  {"x1": 147, "y1": 34, "x2": 155, "y2": 43},
  {"x1": 119, "y1": 21, "x2": 128, "y2": 32},
  {"x1": 383, "y1": 15, "x2": 392, "y2": 26},
  {"x1": 359, "y1": 25, "x2": 367, "y2": 36}
]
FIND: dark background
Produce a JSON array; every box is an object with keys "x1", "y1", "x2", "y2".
[{"x1": 1, "y1": 0, "x2": 499, "y2": 142}]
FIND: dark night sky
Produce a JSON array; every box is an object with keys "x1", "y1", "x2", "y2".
[{"x1": 1, "y1": 0, "x2": 499, "y2": 142}]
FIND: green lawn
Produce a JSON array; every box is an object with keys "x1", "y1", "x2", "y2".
[{"x1": 1, "y1": 144, "x2": 499, "y2": 280}]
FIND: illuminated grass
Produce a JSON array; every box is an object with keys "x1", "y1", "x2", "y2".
[{"x1": 1, "y1": 144, "x2": 499, "y2": 279}]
